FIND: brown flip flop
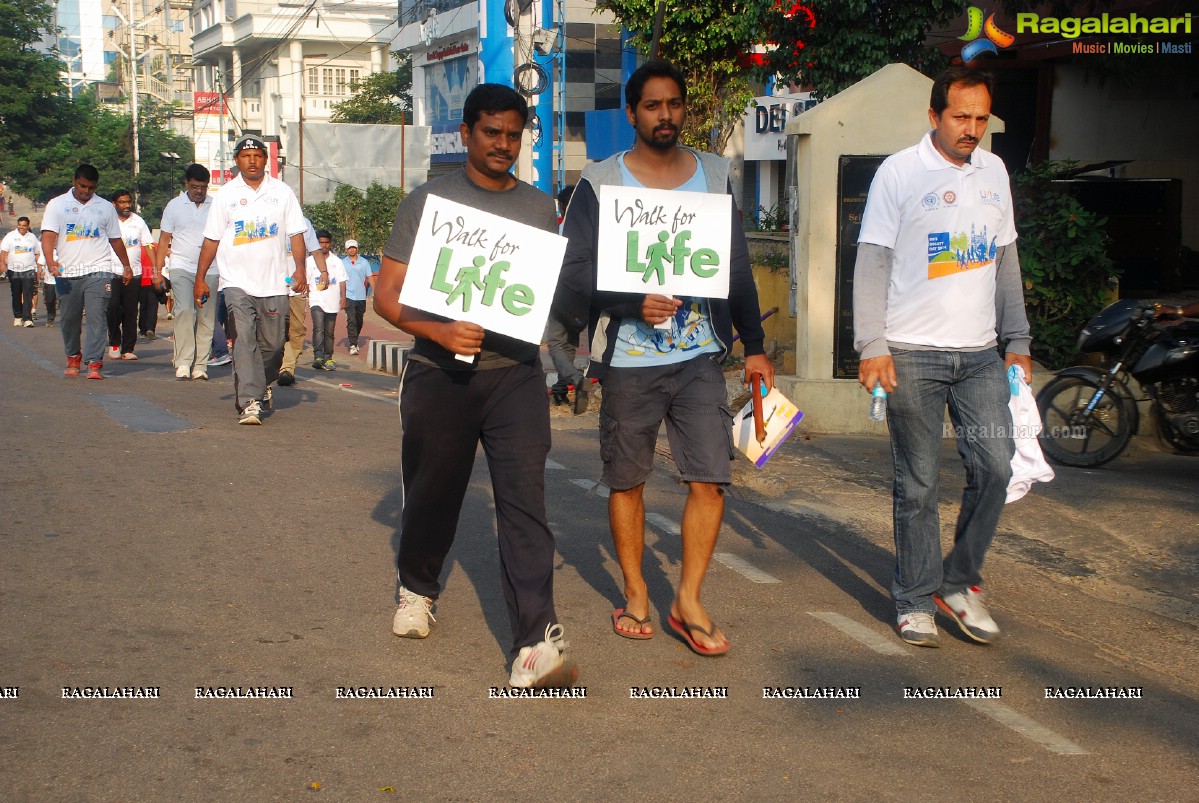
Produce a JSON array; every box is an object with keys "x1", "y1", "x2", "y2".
[{"x1": 612, "y1": 608, "x2": 653, "y2": 640}]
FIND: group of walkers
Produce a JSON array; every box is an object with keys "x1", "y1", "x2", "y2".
[
  {"x1": 5, "y1": 148, "x2": 378, "y2": 417},
  {"x1": 375, "y1": 60, "x2": 1031, "y2": 689},
  {"x1": 4, "y1": 60, "x2": 1035, "y2": 692}
]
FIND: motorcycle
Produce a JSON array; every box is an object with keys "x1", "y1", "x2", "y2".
[{"x1": 1035, "y1": 298, "x2": 1199, "y2": 467}]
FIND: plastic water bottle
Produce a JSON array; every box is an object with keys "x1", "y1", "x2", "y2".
[{"x1": 868, "y1": 383, "x2": 888, "y2": 422}]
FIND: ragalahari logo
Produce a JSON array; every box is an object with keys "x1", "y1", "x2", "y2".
[{"x1": 959, "y1": 7, "x2": 1015, "y2": 62}]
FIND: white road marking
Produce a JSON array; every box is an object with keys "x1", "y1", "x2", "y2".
[
  {"x1": 713, "y1": 552, "x2": 781, "y2": 584},
  {"x1": 305, "y1": 376, "x2": 394, "y2": 402},
  {"x1": 645, "y1": 512, "x2": 681, "y2": 536},
  {"x1": 570, "y1": 479, "x2": 609, "y2": 498},
  {"x1": 962, "y1": 699, "x2": 1089, "y2": 755},
  {"x1": 808, "y1": 612, "x2": 908, "y2": 656},
  {"x1": 545, "y1": 459, "x2": 565, "y2": 470}
]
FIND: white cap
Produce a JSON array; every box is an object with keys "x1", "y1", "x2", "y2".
[{"x1": 345, "y1": 239, "x2": 359, "y2": 249}]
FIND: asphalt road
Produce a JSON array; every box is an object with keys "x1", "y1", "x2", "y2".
[{"x1": 1, "y1": 309, "x2": 1197, "y2": 801}]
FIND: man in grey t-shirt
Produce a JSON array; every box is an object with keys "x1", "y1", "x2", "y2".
[{"x1": 374, "y1": 84, "x2": 577, "y2": 689}]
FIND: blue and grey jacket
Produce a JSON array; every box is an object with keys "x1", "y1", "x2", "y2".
[{"x1": 553, "y1": 147, "x2": 767, "y2": 380}]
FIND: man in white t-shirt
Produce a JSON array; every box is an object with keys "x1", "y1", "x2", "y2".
[
  {"x1": 105, "y1": 189, "x2": 154, "y2": 361},
  {"x1": 308, "y1": 229, "x2": 347, "y2": 370},
  {"x1": 155, "y1": 164, "x2": 215, "y2": 380},
  {"x1": 195, "y1": 135, "x2": 327, "y2": 424},
  {"x1": 1, "y1": 216, "x2": 42, "y2": 327},
  {"x1": 853, "y1": 66, "x2": 1032, "y2": 649},
  {"x1": 41, "y1": 164, "x2": 133, "y2": 379}
]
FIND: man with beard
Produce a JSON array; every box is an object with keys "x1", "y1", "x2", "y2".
[{"x1": 554, "y1": 60, "x2": 773, "y2": 656}]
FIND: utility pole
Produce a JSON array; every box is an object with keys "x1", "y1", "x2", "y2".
[
  {"x1": 217, "y1": 66, "x2": 226, "y2": 186},
  {"x1": 515, "y1": 2, "x2": 533, "y2": 183},
  {"x1": 127, "y1": 0, "x2": 141, "y2": 209}
]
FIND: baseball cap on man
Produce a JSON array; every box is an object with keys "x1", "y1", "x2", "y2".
[
  {"x1": 233, "y1": 135, "x2": 267, "y2": 155},
  {"x1": 345, "y1": 239, "x2": 359, "y2": 249}
]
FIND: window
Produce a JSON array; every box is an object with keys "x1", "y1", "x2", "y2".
[{"x1": 306, "y1": 64, "x2": 362, "y2": 97}]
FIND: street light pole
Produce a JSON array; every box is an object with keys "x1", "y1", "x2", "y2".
[{"x1": 127, "y1": 0, "x2": 141, "y2": 210}]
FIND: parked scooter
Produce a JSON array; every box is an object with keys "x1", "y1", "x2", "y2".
[{"x1": 1036, "y1": 298, "x2": 1199, "y2": 467}]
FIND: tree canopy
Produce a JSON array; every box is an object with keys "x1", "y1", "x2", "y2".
[
  {"x1": 304, "y1": 182, "x2": 405, "y2": 257},
  {"x1": 597, "y1": 0, "x2": 760, "y2": 154},
  {"x1": 595, "y1": 0, "x2": 969, "y2": 154},
  {"x1": 758, "y1": 0, "x2": 960, "y2": 99},
  {"x1": 0, "y1": 0, "x2": 194, "y2": 225},
  {"x1": 329, "y1": 55, "x2": 413, "y2": 125}
]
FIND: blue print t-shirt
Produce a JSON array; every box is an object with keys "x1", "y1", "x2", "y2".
[{"x1": 610, "y1": 153, "x2": 721, "y2": 367}]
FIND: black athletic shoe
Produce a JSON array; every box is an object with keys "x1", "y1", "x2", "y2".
[{"x1": 277, "y1": 370, "x2": 295, "y2": 386}]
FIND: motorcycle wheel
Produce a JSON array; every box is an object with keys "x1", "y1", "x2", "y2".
[{"x1": 1036, "y1": 375, "x2": 1135, "y2": 468}]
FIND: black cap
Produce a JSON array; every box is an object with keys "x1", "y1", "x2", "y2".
[{"x1": 232, "y1": 135, "x2": 267, "y2": 156}]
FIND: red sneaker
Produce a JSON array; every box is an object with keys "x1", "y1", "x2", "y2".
[
  {"x1": 64, "y1": 354, "x2": 82, "y2": 376},
  {"x1": 86, "y1": 361, "x2": 104, "y2": 380}
]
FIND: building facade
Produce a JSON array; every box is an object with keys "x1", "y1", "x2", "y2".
[{"x1": 189, "y1": 0, "x2": 400, "y2": 185}]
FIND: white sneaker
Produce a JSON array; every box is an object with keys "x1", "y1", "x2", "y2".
[
  {"x1": 508, "y1": 624, "x2": 579, "y2": 688},
  {"x1": 349, "y1": 345, "x2": 359, "y2": 356},
  {"x1": 935, "y1": 586, "x2": 999, "y2": 644},
  {"x1": 176, "y1": 365, "x2": 191, "y2": 380},
  {"x1": 392, "y1": 586, "x2": 435, "y2": 638},
  {"x1": 896, "y1": 611, "x2": 940, "y2": 648},
  {"x1": 109, "y1": 346, "x2": 120, "y2": 359},
  {"x1": 239, "y1": 400, "x2": 262, "y2": 425},
  {"x1": 191, "y1": 367, "x2": 208, "y2": 381},
  {"x1": 23, "y1": 320, "x2": 33, "y2": 328},
  {"x1": 13, "y1": 318, "x2": 20, "y2": 327}
]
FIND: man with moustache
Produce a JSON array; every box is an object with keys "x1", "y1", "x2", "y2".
[
  {"x1": 853, "y1": 66, "x2": 1031, "y2": 648},
  {"x1": 41, "y1": 164, "x2": 134, "y2": 380},
  {"x1": 375, "y1": 83, "x2": 577, "y2": 689},
  {"x1": 194, "y1": 136, "x2": 324, "y2": 424},
  {"x1": 555, "y1": 60, "x2": 773, "y2": 655}
]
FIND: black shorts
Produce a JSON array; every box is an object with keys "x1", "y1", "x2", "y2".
[{"x1": 599, "y1": 355, "x2": 735, "y2": 490}]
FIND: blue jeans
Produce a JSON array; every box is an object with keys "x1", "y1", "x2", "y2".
[{"x1": 887, "y1": 348, "x2": 1013, "y2": 614}]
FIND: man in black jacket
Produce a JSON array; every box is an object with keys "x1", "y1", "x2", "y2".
[{"x1": 555, "y1": 60, "x2": 774, "y2": 656}]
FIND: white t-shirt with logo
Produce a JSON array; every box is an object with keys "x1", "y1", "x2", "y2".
[
  {"x1": 858, "y1": 132, "x2": 1018, "y2": 350},
  {"x1": 287, "y1": 221, "x2": 321, "y2": 297},
  {"x1": 307, "y1": 252, "x2": 348, "y2": 314},
  {"x1": 160, "y1": 191, "x2": 215, "y2": 276},
  {"x1": 203, "y1": 173, "x2": 306, "y2": 296},
  {"x1": 1, "y1": 230, "x2": 42, "y2": 272},
  {"x1": 109, "y1": 213, "x2": 153, "y2": 275},
  {"x1": 41, "y1": 191, "x2": 123, "y2": 277}
]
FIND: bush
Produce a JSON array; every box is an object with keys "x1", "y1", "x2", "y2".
[
  {"x1": 303, "y1": 181, "x2": 405, "y2": 259},
  {"x1": 1013, "y1": 161, "x2": 1117, "y2": 369}
]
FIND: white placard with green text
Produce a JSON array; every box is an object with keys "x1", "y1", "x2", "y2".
[
  {"x1": 596, "y1": 185, "x2": 731, "y2": 298},
  {"x1": 399, "y1": 194, "x2": 567, "y2": 344}
]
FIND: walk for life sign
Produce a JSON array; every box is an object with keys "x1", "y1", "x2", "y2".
[
  {"x1": 596, "y1": 185, "x2": 732, "y2": 298},
  {"x1": 399, "y1": 195, "x2": 567, "y2": 345}
]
